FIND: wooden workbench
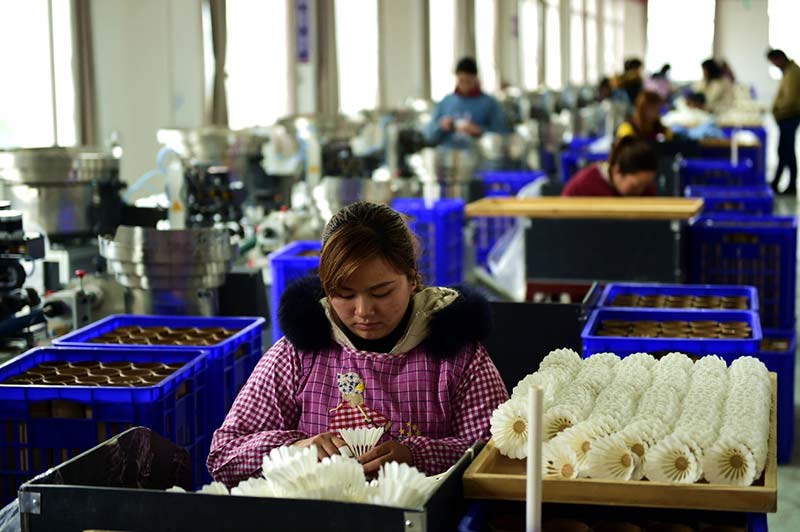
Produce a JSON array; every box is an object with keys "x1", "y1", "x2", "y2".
[{"x1": 465, "y1": 197, "x2": 704, "y2": 221}]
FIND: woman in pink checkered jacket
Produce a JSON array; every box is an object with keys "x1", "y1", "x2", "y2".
[{"x1": 207, "y1": 201, "x2": 509, "y2": 487}]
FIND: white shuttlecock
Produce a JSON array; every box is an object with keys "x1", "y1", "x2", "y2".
[
  {"x1": 491, "y1": 398, "x2": 530, "y2": 459},
  {"x1": 542, "y1": 441, "x2": 580, "y2": 479},
  {"x1": 658, "y1": 352, "x2": 695, "y2": 373},
  {"x1": 704, "y1": 437, "x2": 758, "y2": 486},
  {"x1": 583, "y1": 433, "x2": 637, "y2": 481},
  {"x1": 644, "y1": 435, "x2": 701, "y2": 484},
  {"x1": 197, "y1": 481, "x2": 229, "y2": 495},
  {"x1": 539, "y1": 348, "x2": 583, "y2": 374},
  {"x1": 544, "y1": 405, "x2": 581, "y2": 440},
  {"x1": 621, "y1": 352, "x2": 657, "y2": 370},
  {"x1": 583, "y1": 352, "x2": 621, "y2": 369},
  {"x1": 166, "y1": 486, "x2": 186, "y2": 493},
  {"x1": 261, "y1": 445, "x2": 319, "y2": 495},
  {"x1": 369, "y1": 462, "x2": 435, "y2": 509},
  {"x1": 339, "y1": 427, "x2": 384, "y2": 458},
  {"x1": 553, "y1": 419, "x2": 614, "y2": 470},
  {"x1": 511, "y1": 372, "x2": 559, "y2": 405},
  {"x1": 309, "y1": 454, "x2": 369, "y2": 502},
  {"x1": 230, "y1": 477, "x2": 284, "y2": 498}
]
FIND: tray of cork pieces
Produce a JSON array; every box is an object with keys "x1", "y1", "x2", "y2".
[{"x1": 462, "y1": 373, "x2": 778, "y2": 513}]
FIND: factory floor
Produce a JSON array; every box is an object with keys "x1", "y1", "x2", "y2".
[{"x1": 767, "y1": 193, "x2": 800, "y2": 531}]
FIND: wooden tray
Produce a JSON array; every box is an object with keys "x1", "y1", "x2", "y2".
[
  {"x1": 463, "y1": 373, "x2": 778, "y2": 513},
  {"x1": 464, "y1": 197, "x2": 704, "y2": 220}
]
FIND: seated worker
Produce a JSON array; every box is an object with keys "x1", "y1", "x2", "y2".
[
  {"x1": 562, "y1": 137, "x2": 658, "y2": 197},
  {"x1": 617, "y1": 90, "x2": 673, "y2": 142},
  {"x1": 695, "y1": 59, "x2": 735, "y2": 114},
  {"x1": 424, "y1": 57, "x2": 509, "y2": 149}
]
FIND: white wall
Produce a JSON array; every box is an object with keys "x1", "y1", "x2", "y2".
[
  {"x1": 622, "y1": 0, "x2": 646, "y2": 61},
  {"x1": 714, "y1": 0, "x2": 776, "y2": 105},
  {"x1": 497, "y1": 0, "x2": 520, "y2": 88},
  {"x1": 91, "y1": 0, "x2": 205, "y2": 185},
  {"x1": 379, "y1": 0, "x2": 427, "y2": 107}
]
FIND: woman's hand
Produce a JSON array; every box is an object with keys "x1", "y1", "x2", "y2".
[
  {"x1": 439, "y1": 116, "x2": 453, "y2": 131},
  {"x1": 293, "y1": 432, "x2": 347, "y2": 460},
  {"x1": 359, "y1": 441, "x2": 413, "y2": 478}
]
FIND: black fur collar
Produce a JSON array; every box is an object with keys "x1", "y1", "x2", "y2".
[{"x1": 277, "y1": 276, "x2": 492, "y2": 359}]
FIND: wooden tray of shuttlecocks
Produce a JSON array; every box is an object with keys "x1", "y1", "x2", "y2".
[{"x1": 463, "y1": 373, "x2": 778, "y2": 513}]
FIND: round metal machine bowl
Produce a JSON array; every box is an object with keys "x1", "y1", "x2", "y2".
[
  {"x1": 99, "y1": 225, "x2": 235, "y2": 315},
  {"x1": 0, "y1": 147, "x2": 119, "y2": 238},
  {"x1": 157, "y1": 126, "x2": 270, "y2": 165}
]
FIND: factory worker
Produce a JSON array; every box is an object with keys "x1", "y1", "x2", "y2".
[
  {"x1": 767, "y1": 49, "x2": 800, "y2": 195},
  {"x1": 616, "y1": 91, "x2": 673, "y2": 142},
  {"x1": 424, "y1": 57, "x2": 510, "y2": 149},
  {"x1": 208, "y1": 201, "x2": 509, "y2": 487},
  {"x1": 562, "y1": 137, "x2": 658, "y2": 197},
  {"x1": 695, "y1": 59, "x2": 735, "y2": 115}
]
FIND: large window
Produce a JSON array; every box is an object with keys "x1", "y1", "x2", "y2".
[
  {"x1": 0, "y1": 0, "x2": 76, "y2": 147},
  {"x1": 429, "y1": 0, "x2": 457, "y2": 101},
  {"x1": 336, "y1": 0, "x2": 379, "y2": 115},
  {"x1": 769, "y1": 0, "x2": 800, "y2": 64},
  {"x1": 475, "y1": 0, "x2": 498, "y2": 92},
  {"x1": 570, "y1": 0, "x2": 585, "y2": 84},
  {"x1": 585, "y1": 0, "x2": 598, "y2": 82},
  {"x1": 647, "y1": 0, "x2": 715, "y2": 81},
  {"x1": 544, "y1": 0, "x2": 562, "y2": 89},
  {"x1": 602, "y1": 0, "x2": 623, "y2": 76},
  {"x1": 224, "y1": 0, "x2": 290, "y2": 128},
  {"x1": 519, "y1": 0, "x2": 539, "y2": 90}
]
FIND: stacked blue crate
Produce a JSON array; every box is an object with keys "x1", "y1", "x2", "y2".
[
  {"x1": 582, "y1": 308, "x2": 762, "y2": 358},
  {"x1": 392, "y1": 198, "x2": 465, "y2": 286},
  {"x1": 268, "y1": 240, "x2": 322, "y2": 343},
  {"x1": 688, "y1": 215, "x2": 798, "y2": 330},
  {"x1": 474, "y1": 170, "x2": 546, "y2": 267},
  {"x1": 53, "y1": 315, "x2": 265, "y2": 485},
  {"x1": 680, "y1": 158, "x2": 759, "y2": 187},
  {"x1": 0, "y1": 346, "x2": 208, "y2": 503},
  {"x1": 685, "y1": 185, "x2": 773, "y2": 216}
]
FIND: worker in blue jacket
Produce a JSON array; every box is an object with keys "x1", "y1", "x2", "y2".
[{"x1": 424, "y1": 57, "x2": 509, "y2": 149}]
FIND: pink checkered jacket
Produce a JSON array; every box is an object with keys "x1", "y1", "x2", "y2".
[{"x1": 207, "y1": 278, "x2": 509, "y2": 487}]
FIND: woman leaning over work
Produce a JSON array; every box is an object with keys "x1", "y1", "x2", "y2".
[
  {"x1": 617, "y1": 90, "x2": 673, "y2": 142},
  {"x1": 563, "y1": 137, "x2": 659, "y2": 197},
  {"x1": 207, "y1": 202, "x2": 509, "y2": 487}
]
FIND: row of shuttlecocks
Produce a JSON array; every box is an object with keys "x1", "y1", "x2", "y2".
[
  {"x1": 168, "y1": 427, "x2": 437, "y2": 508},
  {"x1": 490, "y1": 348, "x2": 771, "y2": 486}
]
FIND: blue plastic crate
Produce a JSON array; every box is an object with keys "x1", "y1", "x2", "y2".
[
  {"x1": 478, "y1": 169, "x2": 546, "y2": 197},
  {"x1": 269, "y1": 240, "x2": 322, "y2": 343},
  {"x1": 473, "y1": 171, "x2": 546, "y2": 267},
  {"x1": 392, "y1": 198, "x2": 465, "y2": 287},
  {"x1": 689, "y1": 215, "x2": 798, "y2": 330},
  {"x1": 582, "y1": 308, "x2": 762, "y2": 358},
  {"x1": 0, "y1": 346, "x2": 207, "y2": 503},
  {"x1": 720, "y1": 329, "x2": 796, "y2": 464},
  {"x1": 560, "y1": 150, "x2": 608, "y2": 183},
  {"x1": 53, "y1": 314, "x2": 265, "y2": 455},
  {"x1": 598, "y1": 282, "x2": 759, "y2": 312},
  {"x1": 680, "y1": 158, "x2": 758, "y2": 186},
  {"x1": 685, "y1": 184, "x2": 774, "y2": 215}
]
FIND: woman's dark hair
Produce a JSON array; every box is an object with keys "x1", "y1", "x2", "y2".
[
  {"x1": 702, "y1": 59, "x2": 723, "y2": 80},
  {"x1": 455, "y1": 57, "x2": 478, "y2": 75},
  {"x1": 767, "y1": 49, "x2": 787, "y2": 61},
  {"x1": 608, "y1": 137, "x2": 658, "y2": 175},
  {"x1": 686, "y1": 91, "x2": 707, "y2": 107},
  {"x1": 631, "y1": 91, "x2": 667, "y2": 138},
  {"x1": 320, "y1": 202, "x2": 421, "y2": 296},
  {"x1": 624, "y1": 58, "x2": 643, "y2": 71}
]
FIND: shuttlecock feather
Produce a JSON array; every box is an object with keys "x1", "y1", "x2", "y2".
[
  {"x1": 644, "y1": 435, "x2": 702, "y2": 483},
  {"x1": 542, "y1": 441, "x2": 580, "y2": 479},
  {"x1": 583, "y1": 433, "x2": 637, "y2": 480},
  {"x1": 339, "y1": 427, "x2": 384, "y2": 458},
  {"x1": 704, "y1": 437, "x2": 758, "y2": 486},
  {"x1": 491, "y1": 398, "x2": 530, "y2": 459}
]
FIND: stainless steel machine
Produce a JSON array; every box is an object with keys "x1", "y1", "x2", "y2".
[
  {"x1": 0, "y1": 147, "x2": 122, "y2": 241},
  {"x1": 99, "y1": 226, "x2": 234, "y2": 316}
]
